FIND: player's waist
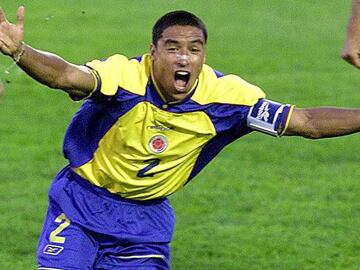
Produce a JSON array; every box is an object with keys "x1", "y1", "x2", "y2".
[
  {"x1": 58, "y1": 165, "x2": 169, "y2": 204},
  {"x1": 72, "y1": 160, "x2": 192, "y2": 200}
]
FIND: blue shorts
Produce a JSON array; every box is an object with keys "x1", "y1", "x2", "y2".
[{"x1": 37, "y1": 166, "x2": 175, "y2": 270}]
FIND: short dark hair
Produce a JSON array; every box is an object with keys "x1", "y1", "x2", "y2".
[{"x1": 152, "y1": 10, "x2": 208, "y2": 45}]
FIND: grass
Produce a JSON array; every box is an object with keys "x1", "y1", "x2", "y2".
[{"x1": 0, "y1": 0, "x2": 359, "y2": 269}]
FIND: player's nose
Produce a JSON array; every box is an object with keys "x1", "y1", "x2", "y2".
[{"x1": 176, "y1": 51, "x2": 190, "y2": 66}]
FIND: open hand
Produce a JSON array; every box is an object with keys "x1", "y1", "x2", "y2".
[{"x1": 0, "y1": 6, "x2": 25, "y2": 58}]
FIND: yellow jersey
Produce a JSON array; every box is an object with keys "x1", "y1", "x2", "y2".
[{"x1": 63, "y1": 54, "x2": 269, "y2": 200}]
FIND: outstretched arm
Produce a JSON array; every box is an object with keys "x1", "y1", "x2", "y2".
[
  {"x1": 0, "y1": 6, "x2": 94, "y2": 100},
  {"x1": 342, "y1": 0, "x2": 360, "y2": 68},
  {"x1": 285, "y1": 107, "x2": 360, "y2": 138}
]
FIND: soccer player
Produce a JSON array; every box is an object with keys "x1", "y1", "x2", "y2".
[
  {"x1": 1, "y1": 6, "x2": 360, "y2": 270},
  {"x1": 342, "y1": 0, "x2": 360, "y2": 68}
]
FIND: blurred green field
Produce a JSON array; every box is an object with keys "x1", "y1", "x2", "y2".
[{"x1": 0, "y1": 1, "x2": 359, "y2": 269}]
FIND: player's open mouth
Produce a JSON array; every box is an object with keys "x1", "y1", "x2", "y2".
[{"x1": 174, "y1": 71, "x2": 190, "y2": 90}]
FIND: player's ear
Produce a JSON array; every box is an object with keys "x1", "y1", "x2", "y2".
[{"x1": 150, "y1": 43, "x2": 156, "y2": 57}]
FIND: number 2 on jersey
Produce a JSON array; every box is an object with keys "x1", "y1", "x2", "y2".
[{"x1": 137, "y1": 158, "x2": 160, "y2": 177}]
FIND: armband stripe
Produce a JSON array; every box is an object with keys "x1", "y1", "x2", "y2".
[
  {"x1": 87, "y1": 67, "x2": 102, "y2": 93},
  {"x1": 89, "y1": 68, "x2": 101, "y2": 92},
  {"x1": 69, "y1": 67, "x2": 102, "y2": 102},
  {"x1": 279, "y1": 105, "x2": 295, "y2": 136},
  {"x1": 81, "y1": 66, "x2": 103, "y2": 100},
  {"x1": 70, "y1": 66, "x2": 101, "y2": 102}
]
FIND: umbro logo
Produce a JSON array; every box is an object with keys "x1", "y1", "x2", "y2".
[{"x1": 147, "y1": 125, "x2": 173, "y2": 131}]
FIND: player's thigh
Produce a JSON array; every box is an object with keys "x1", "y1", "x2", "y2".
[{"x1": 37, "y1": 205, "x2": 98, "y2": 270}]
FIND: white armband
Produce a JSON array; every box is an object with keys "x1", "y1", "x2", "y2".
[{"x1": 247, "y1": 99, "x2": 293, "y2": 137}]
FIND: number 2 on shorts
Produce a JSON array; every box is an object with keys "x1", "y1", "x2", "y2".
[{"x1": 49, "y1": 213, "x2": 71, "y2": 244}]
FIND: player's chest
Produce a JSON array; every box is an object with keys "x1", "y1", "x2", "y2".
[{"x1": 111, "y1": 102, "x2": 216, "y2": 155}]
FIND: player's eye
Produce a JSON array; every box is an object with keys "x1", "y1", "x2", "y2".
[
  {"x1": 190, "y1": 47, "x2": 200, "y2": 53},
  {"x1": 167, "y1": 47, "x2": 178, "y2": 52}
]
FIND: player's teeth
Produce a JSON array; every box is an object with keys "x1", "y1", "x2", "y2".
[{"x1": 176, "y1": 71, "x2": 189, "y2": 75}]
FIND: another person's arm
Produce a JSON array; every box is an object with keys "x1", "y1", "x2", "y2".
[
  {"x1": 342, "y1": 0, "x2": 360, "y2": 68},
  {"x1": 0, "y1": 6, "x2": 94, "y2": 100}
]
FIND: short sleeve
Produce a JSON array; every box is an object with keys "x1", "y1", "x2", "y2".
[{"x1": 85, "y1": 54, "x2": 131, "y2": 97}]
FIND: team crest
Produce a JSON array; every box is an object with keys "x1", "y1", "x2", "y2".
[{"x1": 149, "y1": 135, "x2": 168, "y2": 153}]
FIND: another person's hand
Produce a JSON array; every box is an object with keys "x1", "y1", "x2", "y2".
[
  {"x1": 341, "y1": 36, "x2": 360, "y2": 68},
  {"x1": 342, "y1": 1, "x2": 360, "y2": 68},
  {"x1": 0, "y1": 6, "x2": 25, "y2": 59}
]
